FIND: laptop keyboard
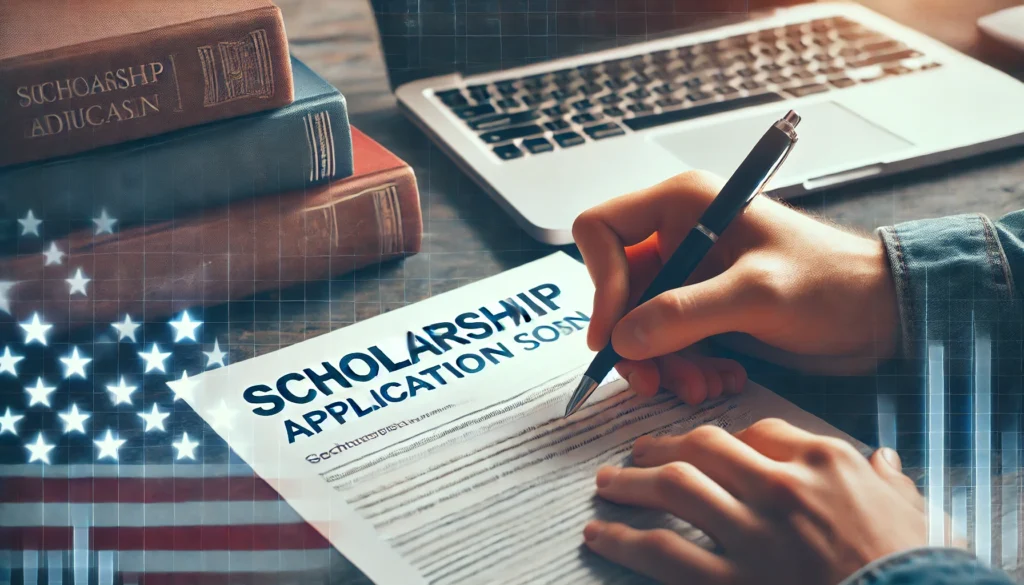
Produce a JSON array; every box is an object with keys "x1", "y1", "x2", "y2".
[{"x1": 432, "y1": 16, "x2": 941, "y2": 161}]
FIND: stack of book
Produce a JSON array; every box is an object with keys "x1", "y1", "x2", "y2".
[{"x1": 0, "y1": 0, "x2": 423, "y2": 331}]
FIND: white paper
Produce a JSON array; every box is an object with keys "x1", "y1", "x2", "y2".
[{"x1": 187, "y1": 252, "x2": 855, "y2": 584}]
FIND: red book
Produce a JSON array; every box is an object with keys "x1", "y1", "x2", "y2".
[
  {"x1": 0, "y1": 127, "x2": 422, "y2": 331},
  {"x1": 0, "y1": 0, "x2": 294, "y2": 167}
]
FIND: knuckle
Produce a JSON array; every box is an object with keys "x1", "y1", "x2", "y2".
[
  {"x1": 738, "y1": 258, "x2": 790, "y2": 306},
  {"x1": 803, "y1": 437, "x2": 858, "y2": 468},
  {"x1": 762, "y1": 468, "x2": 805, "y2": 506},
  {"x1": 572, "y1": 211, "x2": 599, "y2": 240},
  {"x1": 656, "y1": 462, "x2": 699, "y2": 498},
  {"x1": 746, "y1": 418, "x2": 789, "y2": 437},
  {"x1": 686, "y1": 424, "x2": 729, "y2": 446},
  {"x1": 640, "y1": 529, "x2": 680, "y2": 557}
]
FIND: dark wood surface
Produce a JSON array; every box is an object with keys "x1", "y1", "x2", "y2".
[{"x1": 210, "y1": 0, "x2": 1024, "y2": 578}]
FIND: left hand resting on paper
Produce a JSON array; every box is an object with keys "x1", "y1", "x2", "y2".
[{"x1": 583, "y1": 419, "x2": 926, "y2": 585}]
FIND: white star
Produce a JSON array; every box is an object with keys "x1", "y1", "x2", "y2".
[
  {"x1": 26, "y1": 433, "x2": 54, "y2": 464},
  {"x1": 66, "y1": 267, "x2": 90, "y2": 296},
  {"x1": 112, "y1": 314, "x2": 141, "y2": 343},
  {"x1": 59, "y1": 346, "x2": 91, "y2": 379},
  {"x1": 58, "y1": 404, "x2": 90, "y2": 434},
  {"x1": 94, "y1": 429, "x2": 126, "y2": 461},
  {"x1": 173, "y1": 432, "x2": 198, "y2": 461},
  {"x1": 0, "y1": 407, "x2": 24, "y2": 435},
  {"x1": 42, "y1": 241, "x2": 65, "y2": 266},
  {"x1": 0, "y1": 281, "x2": 14, "y2": 314},
  {"x1": 25, "y1": 378, "x2": 56, "y2": 408},
  {"x1": 169, "y1": 310, "x2": 202, "y2": 343},
  {"x1": 0, "y1": 346, "x2": 24, "y2": 376},
  {"x1": 204, "y1": 339, "x2": 227, "y2": 369},
  {"x1": 139, "y1": 343, "x2": 171, "y2": 374},
  {"x1": 106, "y1": 376, "x2": 137, "y2": 406},
  {"x1": 167, "y1": 370, "x2": 197, "y2": 402},
  {"x1": 209, "y1": 400, "x2": 237, "y2": 431},
  {"x1": 139, "y1": 403, "x2": 170, "y2": 432},
  {"x1": 18, "y1": 210, "x2": 41, "y2": 237},
  {"x1": 20, "y1": 313, "x2": 52, "y2": 346},
  {"x1": 92, "y1": 209, "x2": 118, "y2": 235}
]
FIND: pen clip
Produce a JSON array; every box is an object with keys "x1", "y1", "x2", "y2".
[
  {"x1": 750, "y1": 118, "x2": 800, "y2": 201},
  {"x1": 760, "y1": 139, "x2": 797, "y2": 195}
]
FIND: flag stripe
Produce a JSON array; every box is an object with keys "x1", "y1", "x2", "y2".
[
  {"x1": 1, "y1": 549, "x2": 335, "y2": 572},
  {"x1": 3, "y1": 525, "x2": 329, "y2": 551},
  {"x1": 1, "y1": 476, "x2": 284, "y2": 503},
  {"x1": 0, "y1": 464, "x2": 257, "y2": 479},
  {"x1": 1, "y1": 502, "x2": 305, "y2": 527}
]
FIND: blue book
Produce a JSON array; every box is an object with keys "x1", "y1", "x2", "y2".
[{"x1": 0, "y1": 57, "x2": 352, "y2": 247}]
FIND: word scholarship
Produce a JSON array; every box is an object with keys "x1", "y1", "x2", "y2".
[{"x1": 241, "y1": 283, "x2": 592, "y2": 443}]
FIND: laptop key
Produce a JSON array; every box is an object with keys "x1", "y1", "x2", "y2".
[
  {"x1": 847, "y1": 49, "x2": 922, "y2": 68},
  {"x1": 599, "y1": 94, "x2": 624, "y2": 104},
  {"x1": 584, "y1": 122, "x2": 626, "y2": 140},
  {"x1": 686, "y1": 91, "x2": 713, "y2": 102},
  {"x1": 523, "y1": 137, "x2": 555, "y2": 154},
  {"x1": 553, "y1": 132, "x2": 586, "y2": 148},
  {"x1": 571, "y1": 112, "x2": 602, "y2": 125},
  {"x1": 493, "y1": 143, "x2": 523, "y2": 160},
  {"x1": 438, "y1": 91, "x2": 469, "y2": 108},
  {"x1": 480, "y1": 124, "x2": 545, "y2": 144},
  {"x1": 626, "y1": 88, "x2": 651, "y2": 100},
  {"x1": 544, "y1": 119, "x2": 571, "y2": 131},
  {"x1": 626, "y1": 102, "x2": 655, "y2": 114},
  {"x1": 830, "y1": 77, "x2": 856, "y2": 88},
  {"x1": 455, "y1": 104, "x2": 497, "y2": 119},
  {"x1": 623, "y1": 92, "x2": 785, "y2": 131},
  {"x1": 789, "y1": 83, "x2": 829, "y2": 97},
  {"x1": 572, "y1": 98, "x2": 595, "y2": 111},
  {"x1": 496, "y1": 97, "x2": 520, "y2": 109},
  {"x1": 543, "y1": 104, "x2": 568, "y2": 117},
  {"x1": 468, "y1": 110, "x2": 541, "y2": 131},
  {"x1": 605, "y1": 78, "x2": 630, "y2": 90},
  {"x1": 604, "y1": 106, "x2": 626, "y2": 117},
  {"x1": 655, "y1": 97, "x2": 683, "y2": 108},
  {"x1": 496, "y1": 81, "x2": 519, "y2": 95}
]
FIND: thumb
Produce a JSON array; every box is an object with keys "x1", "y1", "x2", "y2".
[
  {"x1": 610, "y1": 270, "x2": 750, "y2": 361},
  {"x1": 870, "y1": 448, "x2": 924, "y2": 511}
]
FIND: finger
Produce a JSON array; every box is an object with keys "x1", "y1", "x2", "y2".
[
  {"x1": 695, "y1": 356, "x2": 747, "y2": 395},
  {"x1": 616, "y1": 359, "x2": 661, "y2": 398},
  {"x1": 870, "y1": 448, "x2": 924, "y2": 511},
  {"x1": 584, "y1": 521, "x2": 733, "y2": 585},
  {"x1": 573, "y1": 171, "x2": 723, "y2": 351},
  {"x1": 654, "y1": 354, "x2": 707, "y2": 405},
  {"x1": 632, "y1": 426, "x2": 778, "y2": 500},
  {"x1": 695, "y1": 360, "x2": 724, "y2": 400},
  {"x1": 595, "y1": 463, "x2": 754, "y2": 549},
  {"x1": 610, "y1": 270, "x2": 751, "y2": 361},
  {"x1": 734, "y1": 418, "x2": 819, "y2": 461}
]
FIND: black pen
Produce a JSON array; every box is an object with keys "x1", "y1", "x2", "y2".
[{"x1": 564, "y1": 110, "x2": 802, "y2": 417}]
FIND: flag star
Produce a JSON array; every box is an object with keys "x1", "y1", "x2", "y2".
[
  {"x1": 66, "y1": 267, "x2": 91, "y2": 296},
  {"x1": 167, "y1": 370, "x2": 197, "y2": 402},
  {"x1": 94, "y1": 429, "x2": 126, "y2": 461},
  {"x1": 25, "y1": 378, "x2": 56, "y2": 408},
  {"x1": 173, "y1": 431, "x2": 198, "y2": 461},
  {"x1": 18, "y1": 210, "x2": 42, "y2": 237},
  {"x1": 26, "y1": 433, "x2": 54, "y2": 464},
  {"x1": 106, "y1": 376, "x2": 137, "y2": 406},
  {"x1": 0, "y1": 281, "x2": 14, "y2": 314},
  {"x1": 42, "y1": 241, "x2": 65, "y2": 266},
  {"x1": 0, "y1": 346, "x2": 24, "y2": 376},
  {"x1": 209, "y1": 400, "x2": 237, "y2": 431},
  {"x1": 92, "y1": 209, "x2": 118, "y2": 235},
  {"x1": 20, "y1": 313, "x2": 52, "y2": 346},
  {"x1": 169, "y1": 310, "x2": 202, "y2": 343},
  {"x1": 60, "y1": 346, "x2": 91, "y2": 379},
  {"x1": 139, "y1": 343, "x2": 171, "y2": 374},
  {"x1": 204, "y1": 339, "x2": 228, "y2": 369},
  {"x1": 0, "y1": 407, "x2": 24, "y2": 435},
  {"x1": 139, "y1": 403, "x2": 170, "y2": 433},
  {"x1": 58, "y1": 404, "x2": 90, "y2": 434},
  {"x1": 112, "y1": 314, "x2": 141, "y2": 343}
]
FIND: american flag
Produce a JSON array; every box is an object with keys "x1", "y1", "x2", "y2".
[{"x1": 0, "y1": 210, "x2": 364, "y2": 585}]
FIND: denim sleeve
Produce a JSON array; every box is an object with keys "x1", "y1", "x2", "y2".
[
  {"x1": 877, "y1": 211, "x2": 1023, "y2": 358},
  {"x1": 839, "y1": 548, "x2": 1017, "y2": 585}
]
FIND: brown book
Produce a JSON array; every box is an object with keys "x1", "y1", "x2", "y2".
[
  {"x1": 0, "y1": 0, "x2": 294, "y2": 168},
  {"x1": 0, "y1": 127, "x2": 422, "y2": 331}
]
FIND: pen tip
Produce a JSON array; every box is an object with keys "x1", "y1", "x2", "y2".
[{"x1": 564, "y1": 376, "x2": 599, "y2": 418}]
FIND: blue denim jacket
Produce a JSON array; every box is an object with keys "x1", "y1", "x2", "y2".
[{"x1": 836, "y1": 211, "x2": 1024, "y2": 585}]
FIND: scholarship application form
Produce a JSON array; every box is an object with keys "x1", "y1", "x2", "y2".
[{"x1": 187, "y1": 252, "x2": 854, "y2": 585}]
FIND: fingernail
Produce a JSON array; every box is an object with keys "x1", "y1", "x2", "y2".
[
  {"x1": 584, "y1": 521, "x2": 604, "y2": 542},
  {"x1": 626, "y1": 322, "x2": 648, "y2": 351},
  {"x1": 596, "y1": 466, "x2": 619, "y2": 488},
  {"x1": 626, "y1": 373, "x2": 639, "y2": 391},
  {"x1": 881, "y1": 447, "x2": 902, "y2": 471}
]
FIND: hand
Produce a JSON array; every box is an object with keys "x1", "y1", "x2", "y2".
[
  {"x1": 583, "y1": 419, "x2": 926, "y2": 585},
  {"x1": 572, "y1": 170, "x2": 900, "y2": 402}
]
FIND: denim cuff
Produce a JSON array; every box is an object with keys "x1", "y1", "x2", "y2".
[
  {"x1": 877, "y1": 214, "x2": 1017, "y2": 359},
  {"x1": 839, "y1": 547, "x2": 1015, "y2": 585}
]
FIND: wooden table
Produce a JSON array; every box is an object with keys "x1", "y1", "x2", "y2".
[{"x1": 206, "y1": 0, "x2": 1024, "y2": 580}]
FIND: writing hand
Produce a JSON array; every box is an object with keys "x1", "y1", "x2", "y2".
[{"x1": 584, "y1": 419, "x2": 925, "y2": 585}]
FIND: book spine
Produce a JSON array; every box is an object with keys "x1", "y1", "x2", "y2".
[
  {"x1": 0, "y1": 6, "x2": 294, "y2": 168},
  {"x1": 0, "y1": 165, "x2": 422, "y2": 332},
  {"x1": 0, "y1": 91, "x2": 353, "y2": 248}
]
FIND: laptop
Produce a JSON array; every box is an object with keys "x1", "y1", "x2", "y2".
[{"x1": 370, "y1": 1, "x2": 1024, "y2": 245}]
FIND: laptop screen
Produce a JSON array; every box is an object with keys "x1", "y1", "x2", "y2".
[{"x1": 369, "y1": 0, "x2": 805, "y2": 88}]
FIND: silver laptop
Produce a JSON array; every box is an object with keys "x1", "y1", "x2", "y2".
[{"x1": 372, "y1": 1, "x2": 1024, "y2": 245}]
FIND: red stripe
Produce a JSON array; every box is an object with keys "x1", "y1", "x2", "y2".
[
  {"x1": 1, "y1": 524, "x2": 329, "y2": 550},
  {"x1": 0, "y1": 476, "x2": 284, "y2": 503}
]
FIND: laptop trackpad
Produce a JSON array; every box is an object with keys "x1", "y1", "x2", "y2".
[{"x1": 651, "y1": 101, "x2": 913, "y2": 186}]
